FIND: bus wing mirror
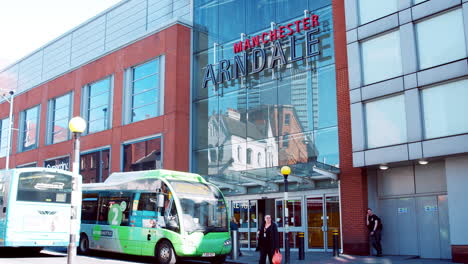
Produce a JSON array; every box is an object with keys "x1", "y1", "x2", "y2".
[{"x1": 157, "y1": 193, "x2": 165, "y2": 208}]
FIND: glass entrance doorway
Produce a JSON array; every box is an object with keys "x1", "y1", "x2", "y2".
[
  {"x1": 232, "y1": 200, "x2": 258, "y2": 250},
  {"x1": 307, "y1": 196, "x2": 341, "y2": 251},
  {"x1": 230, "y1": 194, "x2": 340, "y2": 251}
]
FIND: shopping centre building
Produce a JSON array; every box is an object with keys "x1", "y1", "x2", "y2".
[{"x1": 0, "y1": 0, "x2": 466, "y2": 262}]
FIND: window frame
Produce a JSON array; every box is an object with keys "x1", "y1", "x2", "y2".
[
  {"x1": 81, "y1": 76, "x2": 113, "y2": 135},
  {"x1": 123, "y1": 56, "x2": 165, "y2": 125},
  {"x1": 47, "y1": 93, "x2": 72, "y2": 145},
  {"x1": 18, "y1": 105, "x2": 41, "y2": 152}
]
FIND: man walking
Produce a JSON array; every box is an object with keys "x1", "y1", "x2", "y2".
[{"x1": 366, "y1": 208, "x2": 383, "y2": 257}]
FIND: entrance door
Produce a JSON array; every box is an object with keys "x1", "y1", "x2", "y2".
[
  {"x1": 232, "y1": 200, "x2": 258, "y2": 250},
  {"x1": 306, "y1": 196, "x2": 341, "y2": 251},
  {"x1": 275, "y1": 198, "x2": 304, "y2": 250}
]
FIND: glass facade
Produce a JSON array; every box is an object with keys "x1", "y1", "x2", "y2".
[
  {"x1": 192, "y1": 0, "x2": 338, "y2": 195},
  {"x1": 19, "y1": 105, "x2": 40, "y2": 152},
  {"x1": 358, "y1": 0, "x2": 398, "y2": 25},
  {"x1": 47, "y1": 93, "x2": 71, "y2": 144},
  {"x1": 84, "y1": 77, "x2": 112, "y2": 134}
]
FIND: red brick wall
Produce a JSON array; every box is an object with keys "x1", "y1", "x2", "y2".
[
  {"x1": 0, "y1": 24, "x2": 191, "y2": 173},
  {"x1": 332, "y1": 0, "x2": 370, "y2": 255},
  {"x1": 453, "y1": 245, "x2": 468, "y2": 263}
]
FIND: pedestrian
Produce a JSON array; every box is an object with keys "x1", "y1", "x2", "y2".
[
  {"x1": 257, "y1": 215, "x2": 279, "y2": 264},
  {"x1": 230, "y1": 216, "x2": 242, "y2": 257},
  {"x1": 366, "y1": 208, "x2": 383, "y2": 257}
]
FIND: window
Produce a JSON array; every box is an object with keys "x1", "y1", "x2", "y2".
[
  {"x1": 416, "y1": 9, "x2": 466, "y2": 70},
  {"x1": 361, "y1": 30, "x2": 402, "y2": 85},
  {"x1": 246, "y1": 148, "x2": 252, "y2": 164},
  {"x1": 365, "y1": 95, "x2": 407, "y2": 148},
  {"x1": 257, "y1": 152, "x2": 262, "y2": 166},
  {"x1": 47, "y1": 93, "x2": 71, "y2": 144},
  {"x1": 81, "y1": 193, "x2": 98, "y2": 224},
  {"x1": 422, "y1": 79, "x2": 468, "y2": 139},
  {"x1": 19, "y1": 105, "x2": 40, "y2": 152},
  {"x1": 237, "y1": 146, "x2": 242, "y2": 162},
  {"x1": 358, "y1": 0, "x2": 398, "y2": 25},
  {"x1": 283, "y1": 134, "x2": 290, "y2": 148},
  {"x1": 123, "y1": 137, "x2": 162, "y2": 172},
  {"x1": 285, "y1": 114, "x2": 291, "y2": 125},
  {"x1": 0, "y1": 118, "x2": 10, "y2": 157},
  {"x1": 97, "y1": 192, "x2": 131, "y2": 226},
  {"x1": 84, "y1": 77, "x2": 111, "y2": 134},
  {"x1": 126, "y1": 58, "x2": 164, "y2": 123}
]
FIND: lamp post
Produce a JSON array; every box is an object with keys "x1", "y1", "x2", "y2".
[
  {"x1": 67, "y1": 116, "x2": 86, "y2": 264},
  {"x1": 281, "y1": 165, "x2": 291, "y2": 264},
  {"x1": 0, "y1": 90, "x2": 14, "y2": 170}
]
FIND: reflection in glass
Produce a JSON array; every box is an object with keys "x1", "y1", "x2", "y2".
[
  {"x1": 422, "y1": 79, "x2": 468, "y2": 139},
  {"x1": 50, "y1": 93, "x2": 71, "y2": 144},
  {"x1": 0, "y1": 118, "x2": 10, "y2": 157},
  {"x1": 22, "y1": 106, "x2": 39, "y2": 151},
  {"x1": 131, "y1": 59, "x2": 161, "y2": 122},
  {"x1": 123, "y1": 137, "x2": 162, "y2": 172},
  {"x1": 80, "y1": 149, "x2": 110, "y2": 183},
  {"x1": 315, "y1": 127, "x2": 339, "y2": 166},
  {"x1": 87, "y1": 77, "x2": 111, "y2": 134}
]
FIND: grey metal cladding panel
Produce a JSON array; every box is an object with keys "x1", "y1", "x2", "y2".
[
  {"x1": 412, "y1": 0, "x2": 462, "y2": 21},
  {"x1": 399, "y1": 23, "x2": 417, "y2": 74},
  {"x1": 107, "y1": 0, "x2": 146, "y2": 20},
  {"x1": 353, "y1": 151, "x2": 365, "y2": 167},
  {"x1": 42, "y1": 35, "x2": 72, "y2": 80},
  {"x1": 344, "y1": 0, "x2": 358, "y2": 30},
  {"x1": 404, "y1": 73, "x2": 417, "y2": 89},
  {"x1": 148, "y1": 0, "x2": 171, "y2": 10},
  {"x1": 106, "y1": 9, "x2": 146, "y2": 35},
  {"x1": 173, "y1": 0, "x2": 189, "y2": 10},
  {"x1": 106, "y1": 15, "x2": 146, "y2": 45},
  {"x1": 173, "y1": 6, "x2": 190, "y2": 17},
  {"x1": 357, "y1": 14, "x2": 399, "y2": 40},
  {"x1": 364, "y1": 144, "x2": 409, "y2": 165},
  {"x1": 72, "y1": 15, "x2": 106, "y2": 39},
  {"x1": 361, "y1": 77, "x2": 404, "y2": 100},
  {"x1": 399, "y1": 9, "x2": 412, "y2": 25},
  {"x1": 148, "y1": 5, "x2": 173, "y2": 22},
  {"x1": 463, "y1": 3, "x2": 468, "y2": 56},
  {"x1": 17, "y1": 51, "x2": 43, "y2": 88},
  {"x1": 351, "y1": 103, "x2": 365, "y2": 151},
  {"x1": 347, "y1": 42, "x2": 362, "y2": 89},
  {"x1": 346, "y1": 29, "x2": 357, "y2": 44},
  {"x1": 423, "y1": 134, "x2": 468, "y2": 157},
  {"x1": 399, "y1": 0, "x2": 412, "y2": 10},
  {"x1": 408, "y1": 142, "x2": 423, "y2": 159},
  {"x1": 0, "y1": 65, "x2": 19, "y2": 92},
  {"x1": 404, "y1": 89, "x2": 423, "y2": 142},
  {"x1": 106, "y1": 27, "x2": 147, "y2": 52},
  {"x1": 350, "y1": 88, "x2": 361, "y2": 103},
  {"x1": 417, "y1": 59, "x2": 468, "y2": 87},
  {"x1": 415, "y1": 161, "x2": 447, "y2": 193}
]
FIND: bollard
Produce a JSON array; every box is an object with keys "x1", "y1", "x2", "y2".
[
  {"x1": 298, "y1": 232, "x2": 305, "y2": 260},
  {"x1": 232, "y1": 230, "x2": 238, "y2": 260},
  {"x1": 332, "y1": 230, "x2": 339, "y2": 257}
]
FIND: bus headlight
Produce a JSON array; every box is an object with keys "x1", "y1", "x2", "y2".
[{"x1": 224, "y1": 239, "x2": 231, "y2": 246}]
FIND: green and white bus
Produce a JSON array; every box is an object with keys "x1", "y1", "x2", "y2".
[
  {"x1": 0, "y1": 168, "x2": 76, "y2": 251},
  {"x1": 79, "y1": 169, "x2": 231, "y2": 264}
]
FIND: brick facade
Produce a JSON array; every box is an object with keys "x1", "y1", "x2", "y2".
[
  {"x1": 332, "y1": 0, "x2": 369, "y2": 255},
  {"x1": 0, "y1": 24, "x2": 191, "y2": 173}
]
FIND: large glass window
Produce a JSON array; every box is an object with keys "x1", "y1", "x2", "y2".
[
  {"x1": 416, "y1": 8, "x2": 466, "y2": 70},
  {"x1": 358, "y1": 0, "x2": 398, "y2": 25},
  {"x1": 422, "y1": 79, "x2": 468, "y2": 139},
  {"x1": 365, "y1": 95, "x2": 407, "y2": 148},
  {"x1": 47, "y1": 93, "x2": 71, "y2": 144},
  {"x1": 123, "y1": 137, "x2": 162, "y2": 172},
  {"x1": 127, "y1": 58, "x2": 163, "y2": 123},
  {"x1": 84, "y1": 77, "x2": 111, "y2": 134},
  {"x1": 19, "y1": 105, "x2": 40, "y2": 152},
  {"x1": 361, "y1": 30, "x2": 402, "y2": 85},
  {"x1": 0, "y1": 118, "x2": 10, "y2": 157},
  {"x1": 80, "y1": 149, "x2": 110, "y2": 183}
]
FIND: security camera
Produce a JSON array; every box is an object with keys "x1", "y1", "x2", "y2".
[{"x1": 9, "y1": 91, "x2": 14, "y2": 95}]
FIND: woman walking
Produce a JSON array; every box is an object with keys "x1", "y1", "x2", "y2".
[{"x1": 257, "y1": 215, "x2": 279, "y2": 264}]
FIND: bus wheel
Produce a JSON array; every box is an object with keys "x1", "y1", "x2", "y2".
[
  {"x1": 156, "y1": 240, "x2": 176, "y2": 264},
  {"x1": 210, "y1": 255, "x2": 226, "y2": 264},
  {"x1": 78, "y1": 234, "x2": 90, "y2": 255}
]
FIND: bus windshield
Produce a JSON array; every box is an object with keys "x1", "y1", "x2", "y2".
[
  {"x1": 16, "y1": 171, "x2": 72, "y2": 203},
  {"x1": 170, "y1": 181, "x2": 228, "y2": 233}
]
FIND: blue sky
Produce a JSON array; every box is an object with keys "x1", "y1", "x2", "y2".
[{"x1": 0, "y1": 0, "x2": 121, "y2": 70}]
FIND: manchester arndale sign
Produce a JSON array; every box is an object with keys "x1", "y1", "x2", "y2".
[{"x1": 202, "y1": 14, "x2": 322, "y2": 89}]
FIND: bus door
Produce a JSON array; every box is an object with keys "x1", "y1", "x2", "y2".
[{"x1": 95, "y1": 192, "x2": 135, "y2": 253}]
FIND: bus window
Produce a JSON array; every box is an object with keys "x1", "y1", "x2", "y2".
[
  {"x1": 164, "y1": 197, "x2": 180, "y2": 233},
  {"x1": 138, "y1": 193, "x2": 157, "y2": 212},
  {"x1": 97, "y1": 192, "x2": 132, "y2": 226},
  {"x1": 82, "y1": 193, "x2": 98, "y2": 224},
  {"x1": 16, "y1": 171, "x2": 72, "y2": 203}
]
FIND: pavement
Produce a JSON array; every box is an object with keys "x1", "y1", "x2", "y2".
[{"x1": 225, "y1": 250, "x2": 462, "y2": 264}]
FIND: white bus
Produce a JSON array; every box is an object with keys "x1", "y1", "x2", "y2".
[{"x1": 0, "y1": 167, "x2": 78, "y2": 251}]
